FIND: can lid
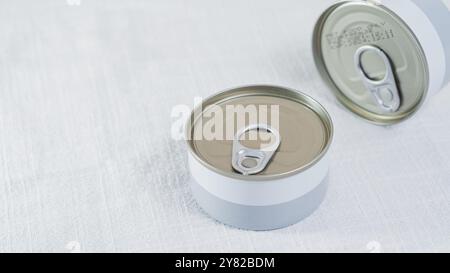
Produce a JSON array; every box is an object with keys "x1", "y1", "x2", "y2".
[
  {"x1": 313, "y1": 1, "x2": 429, "y2": 125},
  {"x1": 186, "y1": 86, "x2": 333, "y2": 181}
]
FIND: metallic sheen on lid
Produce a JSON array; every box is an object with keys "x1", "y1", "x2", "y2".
[{"x1": 186, "y1": 85, "x2": 333, "y2": 181}]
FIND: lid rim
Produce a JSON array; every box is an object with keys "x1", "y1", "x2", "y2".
[{"x1": 185, "y1": 84, "x2": 334, "y2": 182}]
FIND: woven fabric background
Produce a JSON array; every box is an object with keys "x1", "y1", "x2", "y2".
[{"x1": 0, "y1": 0, "x2": 449, "y2": 253}]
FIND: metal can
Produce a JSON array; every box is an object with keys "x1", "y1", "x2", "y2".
[
  {"x1": 313, "y1": 0, "x2": 450, "y2": 125},
  {"x1": 185, "y1": 86, "x2": 333, "y2": 231}
]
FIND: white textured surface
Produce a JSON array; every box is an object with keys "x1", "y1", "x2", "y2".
[{"x1": 0, "y1": 0, "x2": 449, "y2": 253}]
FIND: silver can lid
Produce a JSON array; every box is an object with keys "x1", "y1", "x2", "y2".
[
  {"x1": 186, "y1": 85, "x2": 333, "y2": 181},
  {"x1": 313, "y1": 1, "x2": 429, "y2": 125}
]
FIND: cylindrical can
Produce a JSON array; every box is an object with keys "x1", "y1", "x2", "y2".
[
  {"x1": 313, "y1": 0, "x2": 450, "y2": 125},
  {"x1": 185, "y1": 86, "x2": 333, "y2": 231}
]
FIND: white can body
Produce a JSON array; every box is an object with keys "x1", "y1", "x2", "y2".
[{"x1": 188, "y1": 152, "x2": 330, "y2": 231}]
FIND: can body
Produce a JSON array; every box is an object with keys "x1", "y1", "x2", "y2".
[
  {"x1": 188, "y1": 152, "x2": 330, "y2": 231},
  {"x1": 185, "y1": 86, "x2": 333, "y2": 231},
  {"x1": 313, "y1": 0, "x2": 450, "y2": 125}
]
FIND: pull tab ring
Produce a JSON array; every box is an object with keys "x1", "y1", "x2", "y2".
[
  {"x1": 232, "y1": 124, "x2": 281, "y2": 176},
  {"x1": 354, "y1": 45, "x2": 401, "y2": 113}
]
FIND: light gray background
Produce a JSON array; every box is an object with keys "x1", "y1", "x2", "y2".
[{"x1": 0, "y1": 0, "x2": 449, "y2": 253}]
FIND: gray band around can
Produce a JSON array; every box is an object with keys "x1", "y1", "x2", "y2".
[{"x1": 190, "y1": 176, "x2": 329, "y2": 231}]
